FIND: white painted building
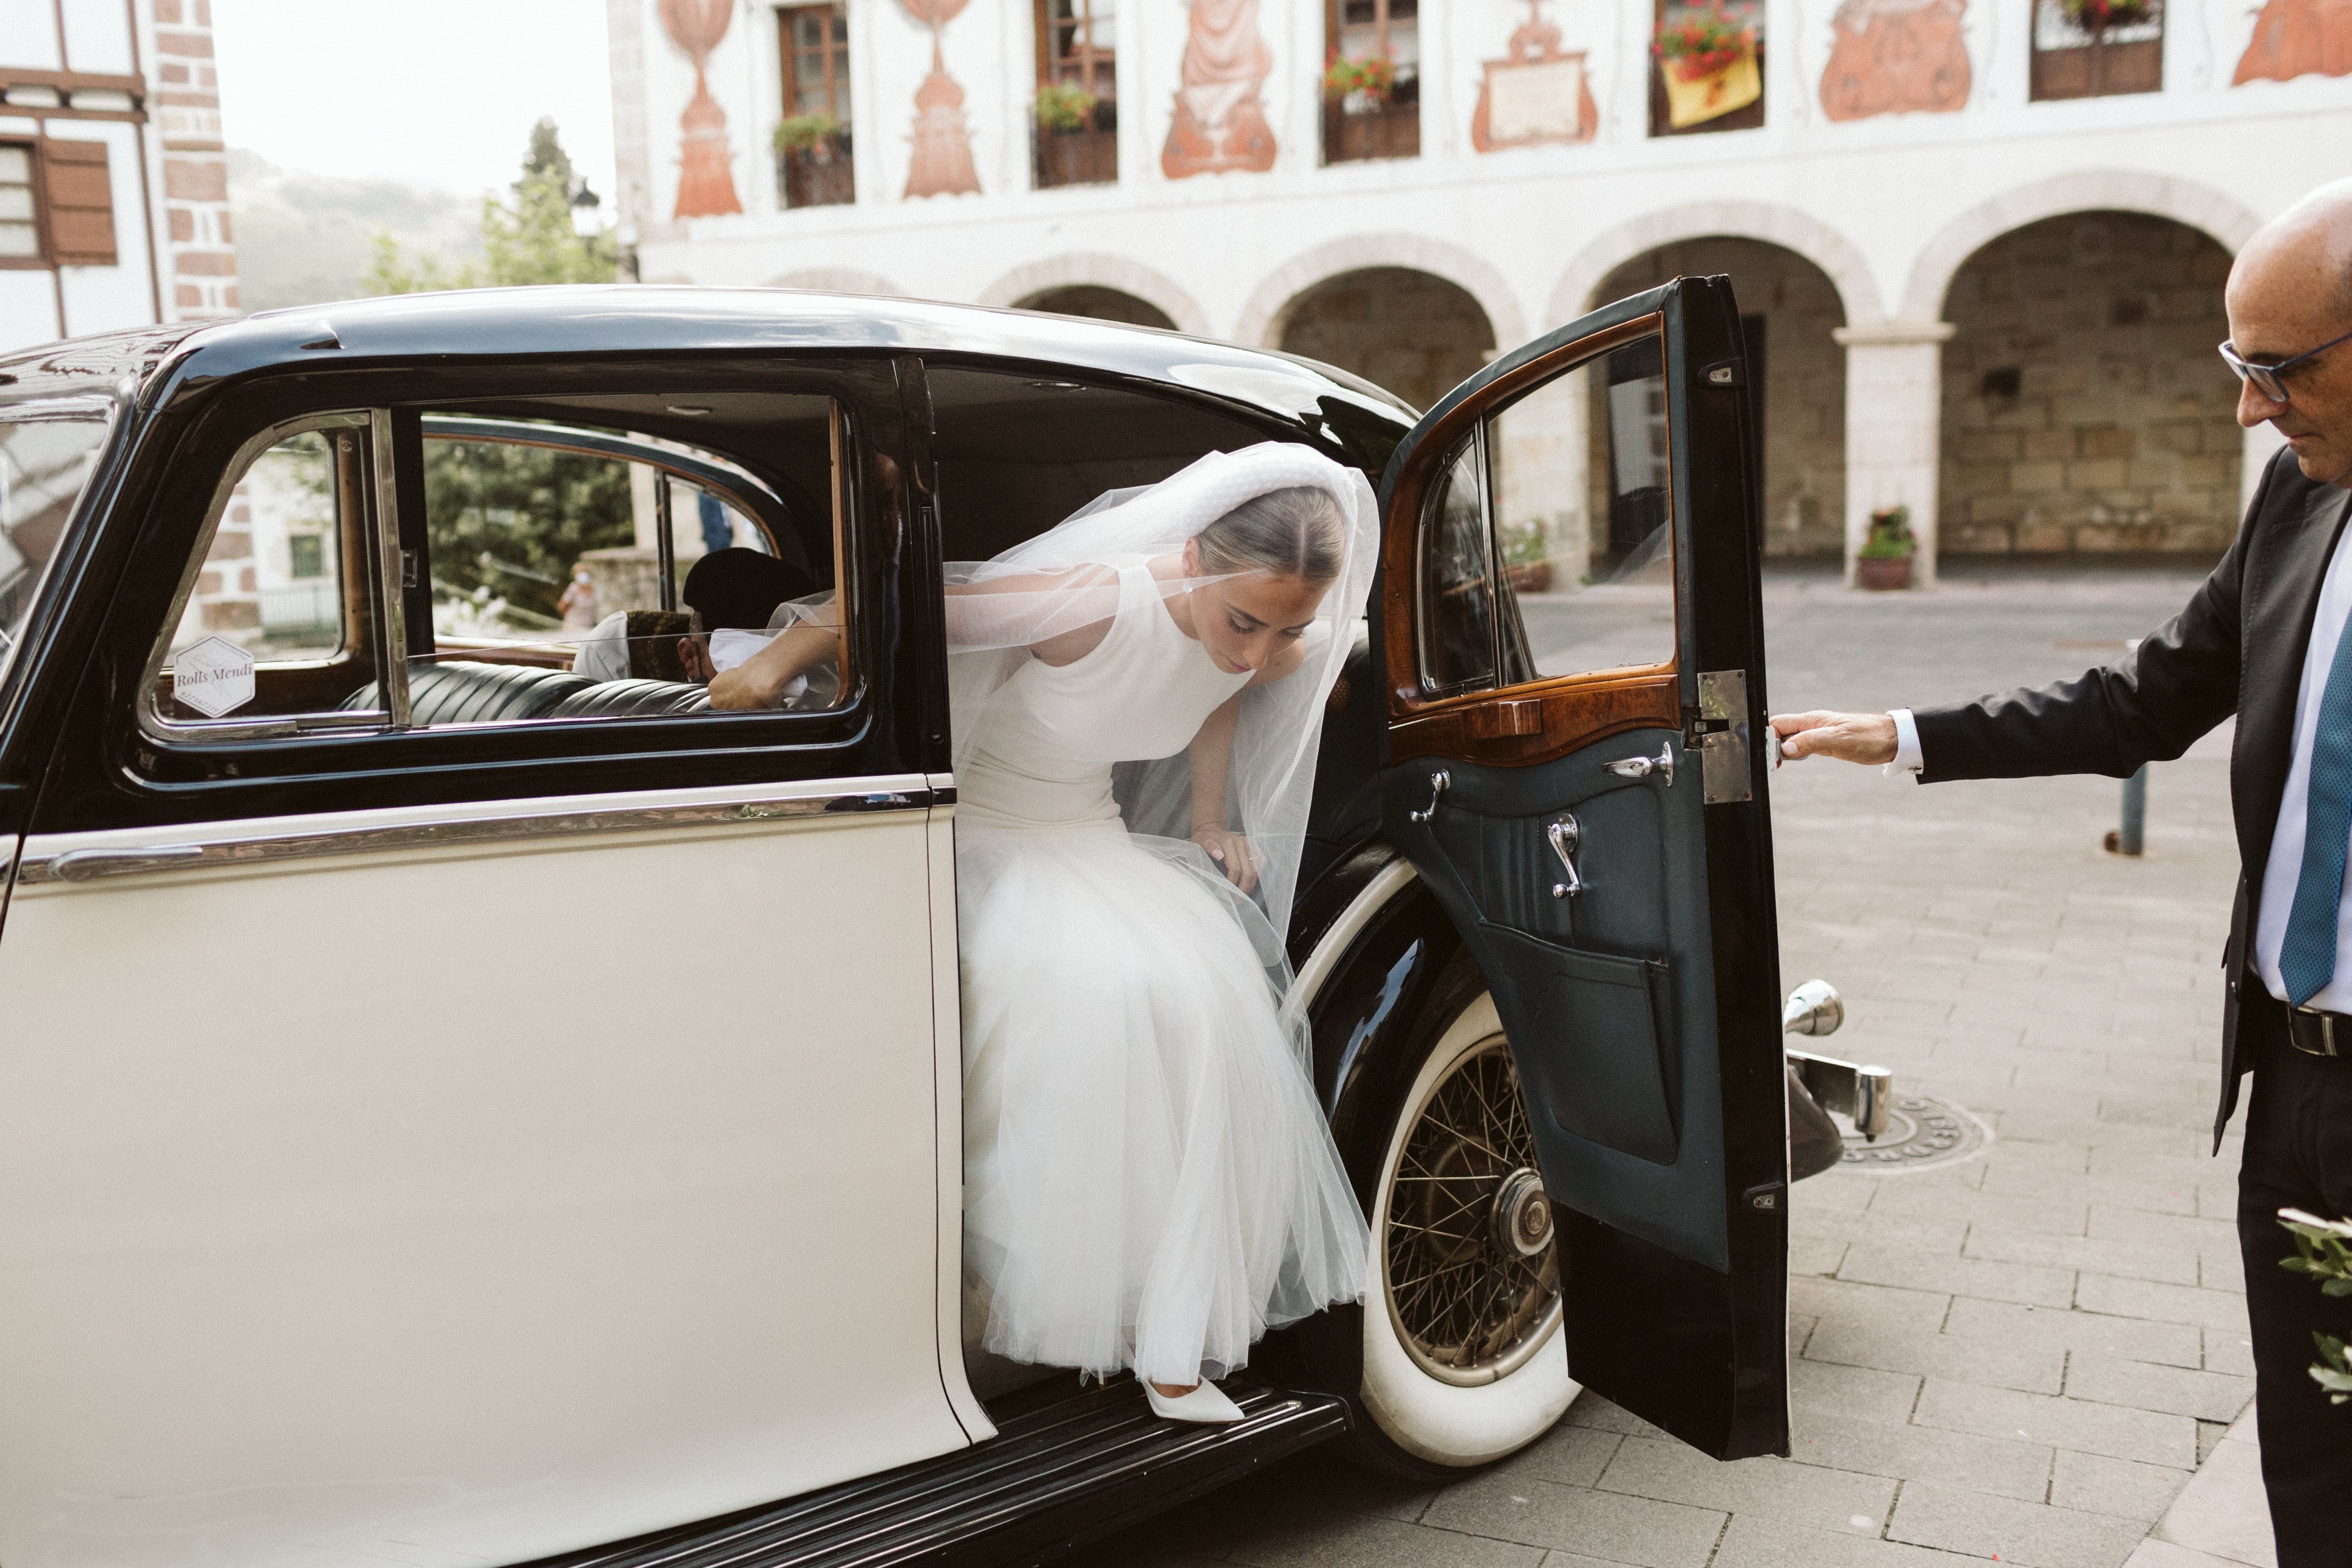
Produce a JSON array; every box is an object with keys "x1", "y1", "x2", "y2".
[
  {"x1": 0, "y1": 0, "x2": 239, "y2": 352},
  {"x1": 611, "y1": 0, "x2": 2347, "y2": 580}
]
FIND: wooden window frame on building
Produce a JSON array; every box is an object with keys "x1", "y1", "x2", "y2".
[
  {"x1": 0, "y1": 139, "x2": 51, "y2": 270},
  {"x1": 1032, "y1": 0, "x2": 1117, "y2": 189},
  {"x1": 1647, "y1": 0, "x2": 1766, "y2": 139},
  {"x1": 2029, "y1": 0, "x2": 2163, "y2": 101},
  {"x1": 776, "y1": 2, "x2": 855, "y2": 209},
  {"x1": 1321, "y1": 0, "x2": 1421, "y2": 167}
]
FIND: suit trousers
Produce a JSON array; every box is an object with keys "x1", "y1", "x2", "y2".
[{"x1": 2236, "y1": 1030, "x2": 2352, "y2": 1567}]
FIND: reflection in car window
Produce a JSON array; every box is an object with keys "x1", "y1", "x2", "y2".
[
  {"x1": 1, "y1": 404, "x2": 112, "y2": 692},
  {"x1": 1417, "y1": 435, "x2": 1496, "y2": 695},
  {"x1": 147, "y1": 420, "x2": 386, "y2": 732},
  {"x1": 1531, "y1": 335, "x2": 1675, "y2": 678}
]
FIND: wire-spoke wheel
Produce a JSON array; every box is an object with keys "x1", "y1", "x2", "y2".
[{"x1": 1383, "y1": 1036, "x2": 1563, "y2": 1386}]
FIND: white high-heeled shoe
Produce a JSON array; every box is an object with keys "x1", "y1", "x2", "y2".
[{"x1": 1145, "y1": 1379, "x2": 1244, "y2": 1424}]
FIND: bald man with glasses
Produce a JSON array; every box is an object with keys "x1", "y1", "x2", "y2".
[{"x1": 1774, "y1": 180, "x2": 2352, "y2": 1562}]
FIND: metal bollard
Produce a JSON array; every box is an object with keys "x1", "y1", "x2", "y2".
[{"x1": 2104, "y1": 764, "x2": 2148, "y2": 857}]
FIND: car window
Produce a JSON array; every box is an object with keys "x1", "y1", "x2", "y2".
[
  {"x1": 1415, "y1": 331, "x2": 1676, "y2": 698},
  {"x1": 1, "y1": 399, "x2": 114, "y2": 693},
  {"x1": 141, "y1": 394, "x2": 851, "y2": 741},
  {"x1": 146, "y1": 416, "x2": 388, "y2": 734}
]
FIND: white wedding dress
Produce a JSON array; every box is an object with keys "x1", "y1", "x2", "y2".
[{"x1": 956, "y1": 558, "x2": 1371, "y2": 1387}]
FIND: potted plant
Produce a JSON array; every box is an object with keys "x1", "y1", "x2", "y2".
[
  {"x1": 2060, "y1": 0, "x2": 2154, "y2": 32},
  {"x1": 773, "y1": 111, "x2": 842, "y2": 159},
  {"x1": 1652, "y1": 2, "x2": 1761, "y2": 129},
  {"x1": 775, "y1": 112, "x2": 853, "y2": 207},
  {"x1": 1855, "y1": 504, "x2": 1916, "y2": 590},
  {"x1": 1322, "y1": 48, "x2": 1397, "y2": 112},
  {"x1": 1500, "y1": 518, "x2": 1553, "y2": 593},
  {"x1": 1032, "y1": 81, "x2": 1099, "y2": 134}
]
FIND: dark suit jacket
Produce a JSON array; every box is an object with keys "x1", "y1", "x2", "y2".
[{"x1": 1913, "y1": 448, "x2": 2352, "y2": 1149}]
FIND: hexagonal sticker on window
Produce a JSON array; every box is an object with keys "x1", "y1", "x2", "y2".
[{"x1": 175, "y1": 635, "x2": 256, "y2": 719}]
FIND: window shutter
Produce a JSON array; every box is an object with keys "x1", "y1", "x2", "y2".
[{"x1": 42, "y1": 139, "x2": 117, "y2": 267}]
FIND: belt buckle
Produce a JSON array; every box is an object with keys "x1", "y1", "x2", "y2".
[{"x1": 2295, "y1": 1008, "x2": 2343, "y2": 1058}]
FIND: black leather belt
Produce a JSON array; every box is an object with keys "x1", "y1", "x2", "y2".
[{"x1": 2288, "y1": 1007, "x2": 2349, "y2": 1058}]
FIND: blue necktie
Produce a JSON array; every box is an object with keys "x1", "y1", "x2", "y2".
[{"x1": 2279, "y1": 621, "x2": 2352, "y2": 1005}]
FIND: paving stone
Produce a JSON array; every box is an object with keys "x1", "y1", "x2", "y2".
[
  {"x1": 1418, "y1": 1475, "x2": 1725, "y2": 1567},
  {"x1": 1802, "y1": 1316, "x2": 2066, "y2": 1394},
  {"x1": 2065, "y1": 1356, "x2": 2256, "y2": 1422},
  {"x1": 1788, "y1": 1358, "x2": 1923, "y2": 1425},
  {"x1": 1228, "y1": 1512, "x2": 1547, "y2": 1568},
  {"x1": 1497, "y1": 1425, "x2": 1622, "y2": 1490},
  {"x1": 2075, "y1": 1271, "x2": 2251, "y2": 1332},
  {"x1": 2202, "y1": 1330, "x2": 2256, "y2": 1379},
  {"x1": 1942, "y1": 1296, "x2": 2205, "y2": 1368},
  {"x1": 1594, "y1": 1437, "x2": 1893, "y2": 1535},
  {"x1": 1865, "y1": 1182, "x2": 2089, "y2": 1237},
  {"x1": 1560, "y1": 1395, "x2": 1666, "y2": 1440},
  {"x1": 2051, "y1": 1449, "x2": 2199, "y2": 1522},
  {"x1": 1704, "y1": 1514, "x2": 1967, "y2": 1567},
  {"x1": 1964, "y1": 1223, "x2": 2202, "y2": 1286},
  {"x1": 1887, "y1": 1481, "x2": 2152, "y2": 1567},
  {"x1": 1790, "y1": 1235, "x2": 1848, "y2": 1276},
  {"x1": 1785, "y1": 1410, "x2": 2055, "y2": 1502},
  {"x1": 1837, "y1": 1241, "x2": 2077, "y2": 1306},
  {"x1": 1913, "y1": 1378, "x2": 2199, "y2": 1467},
  {"x1": 1788, "y1": 1275, "x2": 1951, "y2": 1335}
]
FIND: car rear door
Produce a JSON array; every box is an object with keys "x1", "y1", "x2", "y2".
[{"x1": 1375, "y1": 277, "x2": 1788, "y2": 1460}]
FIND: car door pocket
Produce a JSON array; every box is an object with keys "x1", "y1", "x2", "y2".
[{"x1": 1477, "y1": 923, "x2": 1678, "y2": 1165}]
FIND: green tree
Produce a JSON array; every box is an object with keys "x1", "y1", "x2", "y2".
[
  {"x1": 364, "y1": 118, "x2": 615, "y2": 294},
  {"x1": 421, "y1": 438, "x2": 635, "y2": 625}
]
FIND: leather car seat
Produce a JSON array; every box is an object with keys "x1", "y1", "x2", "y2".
[
  {"x1": 543, "y1": 680, "x2": 712, "y2": 719},
  {"x1": 340, "y1": 661, "x2": 596, "y2": 725}
]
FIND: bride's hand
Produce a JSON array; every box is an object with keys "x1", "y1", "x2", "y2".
[{"x1": 1192, "y1": 826, "x2": 1259, "y2": 894}]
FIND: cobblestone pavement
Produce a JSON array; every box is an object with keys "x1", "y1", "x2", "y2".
[{"x1": 1069, "y1": 562, "x2": 2263, "y2": 1568}]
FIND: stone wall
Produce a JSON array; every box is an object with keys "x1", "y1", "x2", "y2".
[
  {"x1": 1940, "y1": 211, "x2": 2239, "y2": 557},
  {"x1": 149, "y1": 0, "x2": 239, "y2": 319},
  {"x1": 1276, "y1": 267, "x2": 1494, "y2": 414},
  {"x1": 1597, "y1": 238, "x2": 1848, "y2": 558}
]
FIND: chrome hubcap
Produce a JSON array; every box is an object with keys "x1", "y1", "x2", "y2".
[{"x1": 1492, "y1": 1168, "x2": 1553, "y2": 1259}]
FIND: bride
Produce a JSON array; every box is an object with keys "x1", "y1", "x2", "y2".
[{"x1": 715, "y1": 443, "x2": 1376, "y2": 1422}]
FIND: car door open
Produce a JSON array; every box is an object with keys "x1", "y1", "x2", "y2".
[{"x1": 1375, "y1": 277, "x2": 1789, "y2": 1460}]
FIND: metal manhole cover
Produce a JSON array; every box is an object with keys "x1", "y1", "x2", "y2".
[{"x1": 1838, "y1": 1095, "x2": 1990, "y2": 1172}]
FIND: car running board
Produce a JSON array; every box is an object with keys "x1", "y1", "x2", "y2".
[{"x1": 525, "y1": 1380, "x2": 1351, "y2": 1568}]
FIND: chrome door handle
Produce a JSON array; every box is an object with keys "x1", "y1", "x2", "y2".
[
  {"x1": 1604, "y1": 744, "x2": 1676, "y2": 786},
  {"x1": 1409, "y1": 769, "x2": 1450, "y2": 824},
  {"x1": 45, "y1": 845, "x2": 205, "y2": 883},
  {"x1": 1547, "y1": 815, "x2": 1585, "y2": 898}
]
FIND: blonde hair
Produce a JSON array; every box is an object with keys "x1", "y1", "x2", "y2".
[{"x1": 1194, "y1": 485, "x2": 1346, "y2": 587}]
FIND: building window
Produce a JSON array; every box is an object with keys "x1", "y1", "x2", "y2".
[
  {"x1": 1648, "y1": 0, "x2": 1766, "y2": 137},
  {"x1": 1033, "y1": 0, "x2": 1117, "y2": 188},
  {"x1": 776, "y1": 4, "x2": 854, "y2": 208},
  {"x1": 2030, "y1": 0, "x2": 2163, "y2": 100},
  {"x1": 0, "y1": 144, "x2": 42, "y2": 264},
  {"x1": 1322, "y1": 0, "x2": 1419, "y2": 165}
]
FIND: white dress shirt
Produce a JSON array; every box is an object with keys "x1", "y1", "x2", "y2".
[{"x1": 1883, "y1": 519, "x2": 2352, "y2": 1013}]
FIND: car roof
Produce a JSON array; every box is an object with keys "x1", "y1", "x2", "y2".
[{"x1": 0, "y1": 286, "x2": 1416, "y2": 437}]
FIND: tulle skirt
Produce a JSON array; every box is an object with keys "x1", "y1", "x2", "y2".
[{"x1": 957, "y1": 821, "x2": 1371, "y2": 1385}]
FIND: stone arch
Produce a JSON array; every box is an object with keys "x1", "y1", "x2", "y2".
[
  {"x1": 1937, "y1": 209, "x2": 2240, "y2": 560},
  {"x1": 1904, "y1": 171, "x2": 2262, "y2": 323},
  {"x1": 1273, "y1": 268, "x2": 1498, "y2": 414},
  {"x1": 977, "y1": 255, "x2": 1209, "y2": 337},
  {"x1": 1010, "y1": 286, "x2": 1178, "y2": 332},
  {"x1": 1237, "y1": 234, "x2": 1526, "y2": 355},
  {"x1": 1548, "y1": 202, "x2": 1884, "y2": 331},
  {"x1": 763, "y1": 266, "x2": 908, "y2": 298}
]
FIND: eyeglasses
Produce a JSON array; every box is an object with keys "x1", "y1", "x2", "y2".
[{"x1": 2219, "y1": 327, "x2": 2352, "y2": 405}]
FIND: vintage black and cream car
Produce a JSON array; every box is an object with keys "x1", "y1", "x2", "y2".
[{"x1": 0, "y1": 281, "x2": 1883, "y2": 1568}]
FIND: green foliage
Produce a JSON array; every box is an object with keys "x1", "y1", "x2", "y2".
[
  {"x1": 365, "y1": 118, "x2": 615, "y2": 295},
  {"x1": 1857, "y1": 503, "x2": 1916, "y2": 560},
  {"x1": 420, "y1": 440, "x2": 634, "y2": 622},
  {"x1": 774, "y1": 112, "x2": 843, "y2": 153},
  {"x1": 1032, "y1": 84, "x2": 1098, "y2": 133},
  {"x1": 2279, "y1": 1209, "x2": 2352, "y2": 1404},
  {"x1": 1322, "y1": 50, "x2": 1397, "y2": 103},
  {"x1": 1498, "y1": 517, "x2": 1550, "y2": 568}
]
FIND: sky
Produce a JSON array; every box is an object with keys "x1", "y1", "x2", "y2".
[{"x1": 212, "y1": 0, "x2": 617, "y2": 201}]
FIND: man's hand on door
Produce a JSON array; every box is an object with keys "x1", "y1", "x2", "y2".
[{"x1": 1769, "y1": 711, "x2": 1899, "y2": 766}]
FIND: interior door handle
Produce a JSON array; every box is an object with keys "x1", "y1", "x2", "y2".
[
  {"x1": 1604, "y1": 744, "x2": 1676, "y2": 786},
  {"x1": 1409, "y1": 769, "x2": 1450, "y2": 824},
  {"x1": 1547, "y1": 814, "x2": 1584, "y2": 898}
]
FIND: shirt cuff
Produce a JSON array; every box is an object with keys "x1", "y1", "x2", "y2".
[{"x1": 1885, "y1": 708, "x2": 1923, "y2": 777}]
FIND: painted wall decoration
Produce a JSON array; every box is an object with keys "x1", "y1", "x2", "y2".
[
  {"x1": 1472, "y1": 0, "x2": 1599, "y2": 150},
  {"x1": 661, "y1": 0, "x2": 744, "y2": 218},
  {"x1": 1162, "y1": 0, "x2": 1278, "y2": 177},
  {"x1": 901, "y1": 0, "x2": 984, "y2": 196},
  {"x1": 2233, "y1": 0, "x2": 2352, "y2": 83},
  {"x1": 1818, "y1": 0, "x2": 1971, "y2": 120}
]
